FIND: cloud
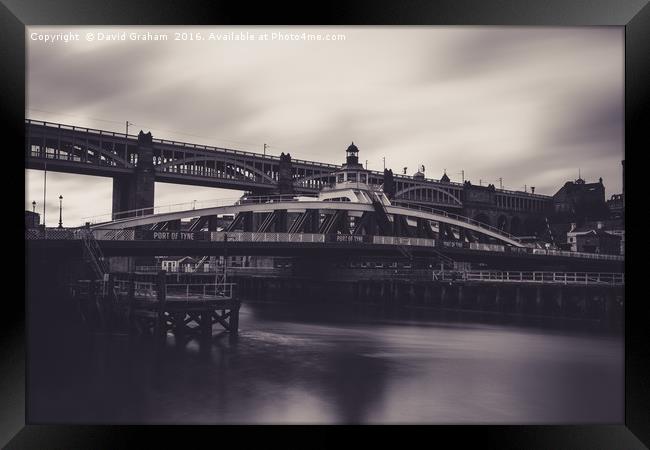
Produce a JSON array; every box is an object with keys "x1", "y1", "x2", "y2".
[{"x1": 25, "y1": 26, "x2": 624, "y2": 225}]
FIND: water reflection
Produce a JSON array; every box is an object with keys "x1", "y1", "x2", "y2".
[{"x1": 29, "y1": 302, "x2": 623, "y2": 424}]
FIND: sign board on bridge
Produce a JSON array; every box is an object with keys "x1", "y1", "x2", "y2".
[
  {"x1": 135, "y1": 230, "x2": 209, "y2": 241},
  {"x1": 333, "y1": 234, "x2": 366, "y2": 243}
]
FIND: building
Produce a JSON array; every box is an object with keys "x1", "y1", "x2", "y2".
[
  {"x1": 552, "y1": 177, "x2": 610, "y2": 226},
  {"x1": 566, "y1": 223, "x2": 622, "y2": 255},
  {"x1": 606, "y1": 193, "x2": 624, "y2": 221}
]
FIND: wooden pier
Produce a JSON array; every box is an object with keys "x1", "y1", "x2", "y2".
[
  {"x1": 71, "y1": 271, "x2": 240, "y2": 342},
  {"x1": 232, "y1": 268, "x2": 624, "y2": 324}
]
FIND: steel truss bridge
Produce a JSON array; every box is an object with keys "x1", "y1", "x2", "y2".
[
  {"x1": 87, "y1": 195, "x2": 525, "y2": 246},
  {"x1": 25, "y1": 119, "x2": 552, "y2": 214},
  {"x1": 26, "y1": 191, "x2": 624, "y2": 269}
]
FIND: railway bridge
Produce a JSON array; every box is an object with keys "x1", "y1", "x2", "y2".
[{"x1": 26, "y1": 119, "x2": 553, "y2": 236}]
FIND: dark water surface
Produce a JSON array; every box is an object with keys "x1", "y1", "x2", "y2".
[{"x1": 30, "y1": 302, "x2": 623, "y2": 424}]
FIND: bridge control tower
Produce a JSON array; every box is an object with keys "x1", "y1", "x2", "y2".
[
  {"x1": 335, "y1": 142, "x2": 372, "y2": 187},
  {"x1": 343, "y1": 142, "x2": 363, "y2": 169}
]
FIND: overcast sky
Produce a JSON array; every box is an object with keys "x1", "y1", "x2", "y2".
[{"x1": 25, "y1": 26, "x2": 624, "y2": 226}]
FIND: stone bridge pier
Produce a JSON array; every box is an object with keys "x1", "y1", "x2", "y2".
[{"x1": 111, "y1": 131, "x2": 155, "y2": 219}]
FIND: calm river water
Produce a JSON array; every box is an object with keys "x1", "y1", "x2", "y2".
[{"x1": 31, "y1": 301, "x2": 623, "y2": 425}]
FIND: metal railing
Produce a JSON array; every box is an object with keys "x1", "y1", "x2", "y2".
[
  {"x1": 165, "y1": 283, "x2": 235, "y2": 299},
  {"x1": 468, "y1": 242, "x2": 506, "y2": 252},
  {"x1": 437, "y1": 270, "x2": 624, "y2": 285},
  {"x1": 210, "y1": 231, "x2": 326, "y2": 243},
  {"x1": 372, "y1": 236, "x2": 435, "y2": 247},
  {"x1": 134, "y1": 265, "x2": 214, "y2": 273},
  {"x1": 113, "y1": 280, "x2": 235, "y2": 300},
  {"x1": 114, "y1": 280, "x2": 157, "y2": 299},
  {"x1": 531, "y1": 248, "x2": 623, "y2": 261}
]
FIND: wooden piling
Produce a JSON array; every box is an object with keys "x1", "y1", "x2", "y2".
[
  {"x1": 154, "y1": 271, "x2": 167, "y2": 341},
  {"x1": 229, "y1": 302, "x2": 240, "y2": 342}
]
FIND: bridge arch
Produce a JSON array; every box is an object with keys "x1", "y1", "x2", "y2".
[
  {"x1": 293, "y1": 173, "x2": 337, "y2": 189},
  {"x1": 394, "y1": 185, "x2": 462, "y2": 207},
  {"x1": 156, "y1": 156, "x2": 276, "y2": 184}
]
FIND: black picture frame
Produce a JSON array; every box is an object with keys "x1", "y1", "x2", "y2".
[{"x1": 5, "y1": 0, "x2": 648, "y2": 447}]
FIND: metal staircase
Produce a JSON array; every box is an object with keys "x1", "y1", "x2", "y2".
[
  {"x1": 81, "y1": 228, "x2": 108, "y2": 280},
  {"x1": 370, "y1": 192, "x2": 393, "y2": 235},
  {"x1": 194, "y1": 256, "x2": 209, "y2": 271}
]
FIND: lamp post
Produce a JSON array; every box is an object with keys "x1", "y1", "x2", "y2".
[
  {"x1": 32, "y1": 201, "x2": 37, "y2": 227},
  {"x1": 58, "y1": 195, "x2": 63, "y2": 228}
]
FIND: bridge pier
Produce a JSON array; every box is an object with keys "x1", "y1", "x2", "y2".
[{"x1": 111, "y1": 131, "x2": 155, "y2": 219}]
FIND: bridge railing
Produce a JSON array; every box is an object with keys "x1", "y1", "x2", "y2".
[
  {"x1": 468, "y1": 242, "x2": 506, "y2": 252},
  {"x1": 26, "y1": 119, "x2": 135, "y2": 140},
  {"x1": 210, "y1": 231, "x2": 326, "y2": 243},
  {"x1": 372, "y1": 236, "x2": 436, "y2": 247}
]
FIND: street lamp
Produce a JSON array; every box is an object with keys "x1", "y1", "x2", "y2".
[
  {"x1": 31, "y1": 201, "x2": 37, "y2": 228},
  {"x1": 58, "y1": 195, "x2": 63, "y2": 228}
]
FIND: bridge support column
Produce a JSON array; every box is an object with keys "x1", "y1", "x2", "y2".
[
  {"x1": 277, "y1": 152, "x2": 294, "y2": 195},
  {"x1": 111, "y1": 131, "x2": 155, "y2": 219}
]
